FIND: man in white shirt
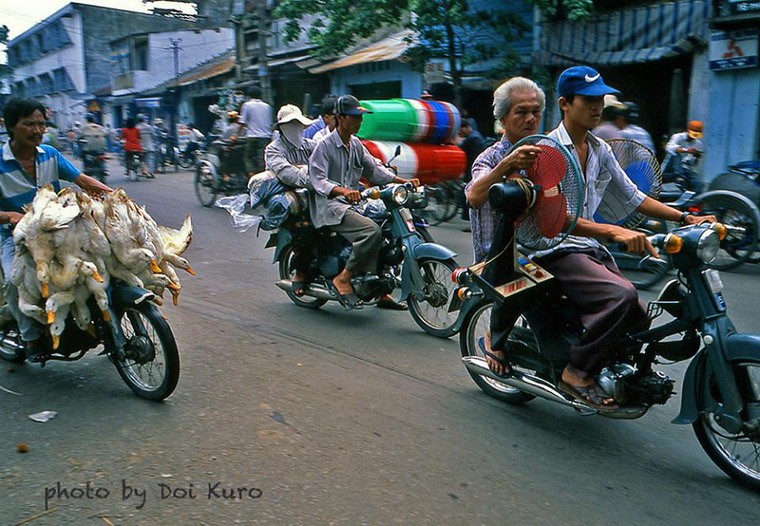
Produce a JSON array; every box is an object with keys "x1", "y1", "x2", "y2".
[
  {"x1": 664, "y1": 120, "x2": 705, "y2": 191},
  {"x1": 237, "y1": 86, "x2": 273, "y2": 176}
]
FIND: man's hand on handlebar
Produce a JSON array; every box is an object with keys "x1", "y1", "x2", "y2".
[
  {"x1": 395, "y1": 177, "x2": 420, "y2": 188},
  {"x1": 608, "y1": 225, "x2": 659, "y2": 258},
  {"x1": 334, "y1": 186, "x2": 361, "y2": 204},
  {"x1": 684, "y1": 213, "x2": 716, "y2": 225}
]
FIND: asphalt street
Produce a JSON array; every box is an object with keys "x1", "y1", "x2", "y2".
[{"x1": 2, "y1": 159, "x2": 760, "y2": 525}]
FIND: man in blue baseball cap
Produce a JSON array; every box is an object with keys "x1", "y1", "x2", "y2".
[{"x1": 518, "y1": 65, "x2": 716, "y2": 410}]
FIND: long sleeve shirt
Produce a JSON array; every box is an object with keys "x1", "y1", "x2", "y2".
[
  {"x1": 308, "y1": 129, "x2": 395, "y2": 228},
  {"x1": 264, "y1": 135, "x2": 316, "y2": 188}
]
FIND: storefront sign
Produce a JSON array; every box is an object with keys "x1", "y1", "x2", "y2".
[
  {"x1": 709, "y1": 29, "x2": 759, "y2": 70},
  {"x1": 135, "y1": 97, "x2": 162, "y2": 108},
  {"x1": 718, "y1": 0, "x2": 760, "y2": 17}
]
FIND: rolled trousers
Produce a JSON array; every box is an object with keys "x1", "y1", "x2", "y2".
[{"x1": 331, "y1": 210, "x2": 382, "y2": 274}]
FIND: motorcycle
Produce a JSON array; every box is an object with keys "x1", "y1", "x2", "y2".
[
  {"x1": 456, "y1": 175, "x2": 760, "y2": 491},
  {"x1": 268, "y1": 181, "x2": 461, "y2": 338},
  {"x1": 82, "y1": 150, "x2": 108, "y2": 183},
  {"x1": 195, "y1": 138, "x2": 250, "y2": 208},
  {"x1": 0, "y1": 281, "x2": 180, "y2": 401},
  {"x1": 156, "y1": 132, "x2": 180, "y2": 173}
]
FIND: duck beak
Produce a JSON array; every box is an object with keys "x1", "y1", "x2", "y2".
[
  {"x1": 47, "y1": 310, "x2": 55, "y2": 324},
  {"x1": 52, "y1": 334, "x2": 60, "y2": 350},
  {"x1": 41, "y1": 282, "x2": 49, "y2": 298},
  {"x1": 92, "y1": 270, "x2": 104, "y2": 283},
  {"x1": 184, "y1": 265, "x2": 196, "y2": 276},
  {"x1": 101, "y1": 309, "x2": 111, "y2": 322},
  {"x1": 149, "y1": 259, "x2": 163, "y2": 273}
]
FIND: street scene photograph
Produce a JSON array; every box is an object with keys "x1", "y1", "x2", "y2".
[{"x1": 1, "y1": 0, "x2": 760, "y2": 524}]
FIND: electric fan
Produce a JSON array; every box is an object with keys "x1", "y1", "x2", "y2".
[
  {"x1": 479, "y1": 134, "x2": 583, "y2": 291},
  {"x1": 597, "y1": 139, "x2": 663, "y2": 229}
]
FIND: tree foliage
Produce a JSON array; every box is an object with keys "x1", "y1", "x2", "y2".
[{"x1": 527, "y1": 0, "x2": 594, "y2": 21}]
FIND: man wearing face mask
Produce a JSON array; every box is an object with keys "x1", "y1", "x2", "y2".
[{"x1": 264, "y1": 105, "x2": 317, "y2": 295}]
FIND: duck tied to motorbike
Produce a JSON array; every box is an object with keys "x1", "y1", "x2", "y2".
[{"x1": 5, "y1": 186, "x2": 196, "y2": 349}]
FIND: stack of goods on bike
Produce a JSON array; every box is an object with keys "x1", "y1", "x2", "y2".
[
  {"x1": 355, "y1": 99, "x2": 466, "y2": 185},
  {"x1": 9, "y1": 186, "x2": 195, "y2": 349}
]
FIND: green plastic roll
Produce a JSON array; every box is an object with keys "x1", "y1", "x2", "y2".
[{"x1": 357, "y1": 99, "x2": 419, "y2": 141}]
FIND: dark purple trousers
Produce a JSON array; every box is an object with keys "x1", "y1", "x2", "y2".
[{"x1": 491, "y1": 248, "x2": 648, "y2": 380}]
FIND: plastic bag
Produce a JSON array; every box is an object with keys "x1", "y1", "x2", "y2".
[{"x1": 216, "y1": 194, "x2": 263, "y2": 233}]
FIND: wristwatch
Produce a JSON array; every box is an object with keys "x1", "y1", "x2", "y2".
[{"x1": 679, "y1": 211, "x2": 690, "y2": 224}]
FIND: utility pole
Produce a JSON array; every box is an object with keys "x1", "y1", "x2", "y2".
[
  {"x1": 169, "y1": 38, "x2": 182, "y2": 139},
  {"x1": 255, "y1": 0, "x2": 272, "y2": 105}
]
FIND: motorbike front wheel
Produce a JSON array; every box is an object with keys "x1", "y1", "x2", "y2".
[
  {"x1": 407, "y1": 257, "x2": 459, "y2": 338},
  {"x1": 459, "y1": 300, "x2": 537, "y2": 404},
  {"x1": 0, "y1": 322, "x2": 26, "y2": 364},
  {"x1": 111, "y1": 302, "x2": 180, "y2": 401},
  {"x1": 278, "y1": 246, "x2": 327, "y2": 309},
  {"x1": 694, "y1": 194, "x2": 760, "y2": 271},
  {"x1": 693, "y1": 359, "x2": 760, "y2": 491}
]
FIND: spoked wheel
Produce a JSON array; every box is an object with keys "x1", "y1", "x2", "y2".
[
  {"x1": 459, "y1": 300, "x2": 536, "y2": 404},
  {"x1": 278, "y1": 246, "x2": 327, "y2": 309},
  {"x1": 407, "y1": 257, "x2": 459, "y2": 338},
  {"x1": 693, "y1": 194, "x2": 760, "y2": 271},
  {"x1": 440, "y1": 180, "x2": 465, "y2": 222},
  {"x1": 195, "y1": 161, "x2": 218, "y2": 207},
  {"x1": 423, "y1": 184, "x2": 452, "y2": 226},
  {"x1": 693, "y1": 359, "x2": 760, "y2": 491},
  {"x1": 112, "y1": 302, "x2": 180, "y2": 400},
  {"x1": 178, "y1": 154, "x2": 195, "y2": 169},
  {"x1": 614, "y1": 251, "x2": 672, "y2": 290}
]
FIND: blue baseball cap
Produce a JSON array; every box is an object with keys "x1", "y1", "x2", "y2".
[{"x1": 557, "y1": 66, "x2": 621, "y2": 98}]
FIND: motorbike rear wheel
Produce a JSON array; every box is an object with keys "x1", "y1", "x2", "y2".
[
  {"x1": 693, "y1": 359, "x2": 760, "y2": 491},
  {"x1": 423, "y1": 184, "x2": 453, "y2": 226},
  {"x1": 278, "y1": 246, "x2": 327, "y2": 309},
  {"x1": 459, "y1": 300, "x2": 537, "y2": 404},
  {"x1": 111, "y1": 302, "x2": 180, "y2": 401},
  {"x1": 195, "y1": 161, "x2": 218, "y2": 207},
  {"x1": 407, "y1": 257, "x2": 459, "y2": 338}
]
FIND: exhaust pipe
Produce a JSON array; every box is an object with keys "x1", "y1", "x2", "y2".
[
  {"x1": 275, "y1": 280, "x2": 335, "y2": 301},
  {"x1": 461, "y1": 357, "x2": 649, "y2": 419},
  {"x1": 462, "y1": 356, "x2": 588, "y2": 409}
]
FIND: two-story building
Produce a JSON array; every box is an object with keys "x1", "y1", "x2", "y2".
[{"x1": 6, "y1": 2, "x2": 201, "y2": 130}]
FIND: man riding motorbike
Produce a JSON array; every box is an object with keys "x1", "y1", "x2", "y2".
[
  {"x1": 78, "y1": 113, "x2": 108, "y2": 180},
  {"x1": 307, "y1": 95, "x2": 419, "y2": 310},
  {"x1": 0, "y1": 97, "x2": 112, "y2": 362},
  {"x1": 469, "y1": 69, "x2": 714, "y2": 410}
]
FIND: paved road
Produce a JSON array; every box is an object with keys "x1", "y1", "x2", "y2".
[{"x1": 2, "y1": 162, "x2": 760, "y2": 525}]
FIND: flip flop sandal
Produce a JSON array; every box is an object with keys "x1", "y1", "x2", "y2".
[
  {"x1": 327, "y1": 282, "x2": 364, "y2": 310},
  {"x1": 478, "y1": 337, "x2": 513, "y2": 376},
  {"x1": 292, "y1": 281, "x2": 306, "y2": 297},
  {"x1": 376, "y1": 297, "x2": 408, "y2": 311},
  {"x1": 557, "y1": 380, "x2": 619, "y2": 411}
]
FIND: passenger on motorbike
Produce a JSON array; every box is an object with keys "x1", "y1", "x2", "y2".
[
  {"x1": 308, "y1": 95, "x2": 419, "y2": 310},
  {"x1": 464, "y1": 76, "x2": 546, "y2": 377},
  {"x1": 265, "y1": 104, "x2": 317, "y2": 296},
  {"x1": 312, "y1": 96, "x2": 338, "y2": 144},
  {"x1": 0, "y1": 97, "x2": 112, "y2": 361},
  {"x1": 539, "y1": 66, "x2": 711, "y2": 408}
]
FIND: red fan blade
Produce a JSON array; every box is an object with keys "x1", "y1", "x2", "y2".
[
  {"x1": 534, "y1": 192, "x2": 568, "y2": 238},
  {"x1": 526, "y1": 144, "x2": 567, "y2": 189}
]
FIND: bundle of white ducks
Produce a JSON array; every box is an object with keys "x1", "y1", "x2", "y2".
[{"x1": 10, "y1": 186, "x2": 194, "y2": 349}]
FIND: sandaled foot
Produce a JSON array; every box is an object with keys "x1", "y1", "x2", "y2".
[
  {"x1": 328, "y1": 280, "x2": 363, "y2": 310},
  {"x1": 478, "y1": 337, "x2": 512, "y2": 376},
  {"x1": 376, "y1": 296, "x2": 407, "y2": 311},
  {"x1": 557, "y1": 380, "x2": 618, "y2": 410}
]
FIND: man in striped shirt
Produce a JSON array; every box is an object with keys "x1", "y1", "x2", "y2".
[{"x1": 0, "y1": 97, "x2": 111, "y2": 361}]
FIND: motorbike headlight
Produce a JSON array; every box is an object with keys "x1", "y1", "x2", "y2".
[
  {"x1": 696, "y1": 229, "x2": 720, "y2": 263},
  {"x1": 392, "y1": 185, "x2": 410, "y2": 205}
]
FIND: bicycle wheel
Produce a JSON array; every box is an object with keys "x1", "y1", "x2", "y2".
[
  {"x1": 613, "y1": 250, "x2": 672, "y2": 290},
  {"x1": 692, "y1": 193, "x2": 760, "y2": 271},
  {"x1": 195, "y1": 161, "x2": 218, "y2": 207},
  {"x1": 423, "y1": 184, "x2": 452, "y2": 226}
]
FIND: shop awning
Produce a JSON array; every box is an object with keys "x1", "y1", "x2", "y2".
[
  {"x1": 306, "y1": 29, "x2": 416, "y2": 74},
  {"x1": 537, "y1": 0, "x2": 710, "y2": 66}
]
